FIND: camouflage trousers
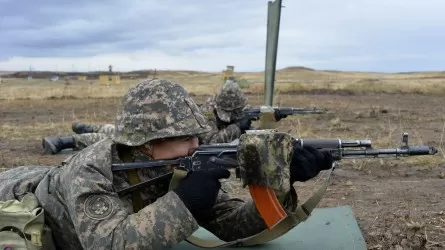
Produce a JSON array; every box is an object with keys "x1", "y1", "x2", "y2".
[
  {"x1": 72, "y1": 133, "x2": 110, "y2": 150},
  {"x1": 71, "y1": 123, "x2": 115, "y2": 150},
  {"x1": 78, "y1": 123, "x2": 115, "y2": 134}
]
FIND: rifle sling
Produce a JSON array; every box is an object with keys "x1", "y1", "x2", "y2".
[
  {"x1": 116, "y1": 172, "x2": 174, "y2": 196},
  {"x1": 168, "y1": 167, "x2": 334, "y2": 248},
  {"x1": 121, "y1": 151, "x2": 144, "y2": 213}
]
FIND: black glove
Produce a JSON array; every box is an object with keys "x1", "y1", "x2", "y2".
[
  {"x1": 235, "y1": 117, "x2": 252, "y2": 133},
  {"x1": 290, "y1": 140, "x2": 333, "y2": 183},
  {"x1": 173, "y1": 169, "x2": 231, "y2": 216},
  {"x1": 274, "y1": 110, "x2": 288, "y2": 122}
]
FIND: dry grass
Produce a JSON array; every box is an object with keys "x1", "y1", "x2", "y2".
[
  {"x1": 0, "y1": 78, "x2": 221, "y2": 100},
  {"x1": 2, "y1": 68, "x2": 445, "y2": 100}
]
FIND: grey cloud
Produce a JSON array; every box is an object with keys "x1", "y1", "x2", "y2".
[
  {"x1": 1, "y1": 0, "x2": 232, "y2": 57},
  {"x1": 2, "y1": 0, "x2": 445, "y2": 72},
  {"x1": 1, "y1": 0, "x2": 270, "y2": 58}
]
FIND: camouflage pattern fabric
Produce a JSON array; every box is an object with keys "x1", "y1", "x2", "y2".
[
  {"x1": 113, "y1": 79, "x2": 212, "y2": 146},
  {"x1": 237, "y1": 131, "x2": 297, "y2": 212},
  {"x1": 0, "y1": 166, "x2": 53, "y2": 201},
  {"x1": 70, "y1": 123, "x2": 115, "y2": 150},
  {"x1": 198, "y1": 81, "x2": 250, "y2": 144},
  {"x1": 214, "y1": 80, "x2": 248, "y2": 123},
  {"x1": 238, "y1": 131, "x2": 293, "y2": 192},
  {"x1": 72, "y1": 133, "x2": 109, "y2": 150},
  {"x1": 82, "y1": 123, "x2": 115, "y2": 134},
  {"x1": 198, "y1": 96, "x2": 243, "y2": 144}
]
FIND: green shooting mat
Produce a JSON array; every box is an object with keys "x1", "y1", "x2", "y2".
[{"x1": 172, "y1": 205, "x2": 367, "y2": 250}]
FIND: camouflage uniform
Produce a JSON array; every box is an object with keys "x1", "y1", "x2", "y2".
[
  {"x1": 1, "y1": 79, "x2": 268, "y2": 249},
  {"x1": 72, "y1": 133, "x2": 109, "y2": 149},
  {"x1": 77, "y1": 123, "x2": 115, "y2": 134},
  {"x1": 199, "y1": 80, "x2": 251, "y2": 144},
  {"x1": 71, "y1": 123, "x2": 115, "y2": 150},
  {"x1": 42, "y1": 124, "x2": 115, "y2": 154}
]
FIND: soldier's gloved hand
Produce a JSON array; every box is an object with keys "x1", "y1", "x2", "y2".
[
  {"x1": 274, "y1": 110, "x2": 288, "y2": 122},
  {"x1": 289, "y1": 140, "x2": 333, "y2": 183},
  {"x1": 173, "y1": 169, "x2": 231, "y2": 216},
  {"x1": 235, "y1": 117, "x2": 252, "y2": 133}
]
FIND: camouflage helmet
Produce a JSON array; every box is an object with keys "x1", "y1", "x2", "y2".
[
  {"x1": 215, "y1": 80, "x2": 248, "y2": 123},
  {"x1": 113, "y1": 79, "x2": 212, "y2": 146}
]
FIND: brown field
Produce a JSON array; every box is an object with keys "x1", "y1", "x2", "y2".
[{"x1": 1, "y1": 68, "x2": 445, "y2": 249}]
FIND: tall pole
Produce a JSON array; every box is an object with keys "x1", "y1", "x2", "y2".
[{"x1": 263, "y1": 0, "x2": 282, "y2": 106}]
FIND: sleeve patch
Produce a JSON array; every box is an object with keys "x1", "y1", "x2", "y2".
[{"x1": 84, "y1": 195, "x2": 114, "y2": 220}]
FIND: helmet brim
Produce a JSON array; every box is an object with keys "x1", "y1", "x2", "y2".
[{"x1": 112, "y1": 116, "x2": 212, "y2": 146}]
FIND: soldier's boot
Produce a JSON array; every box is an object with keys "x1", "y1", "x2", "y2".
[
  {"x1": 42, "y1": 136, "x2": 75, "y2": 155},
  {"x1": 72, "y1": 122, "x2": 95, "y2": 134}
]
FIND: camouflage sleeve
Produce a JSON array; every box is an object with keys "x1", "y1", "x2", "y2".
[
  {"x1": 201, "y1": 124, "x2": 242, "y2": 144},
  {"x1": 200, "y1": 96, "x2": 215, "y2": 112},
  {"x1": 62, "y1": 157, "x2": 199, "y2": 249},
  {"x1": 197, "y1": 192, "x2": 267, "y2": 241}
]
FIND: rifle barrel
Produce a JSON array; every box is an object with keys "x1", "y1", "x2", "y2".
[
  {"x1": 340, "y1": 146, "x2": 437, "y2": 158},
  {"x1": 284, "y1": 107, "x2": 326, "y2": 114}
]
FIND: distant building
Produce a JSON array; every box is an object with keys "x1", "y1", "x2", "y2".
[
  {"x1": 99, "y1": 64, "x2": 121, "y2": 85},
  {"x1": 99, "y1": 75, "x2": 120, "y2": 85}
]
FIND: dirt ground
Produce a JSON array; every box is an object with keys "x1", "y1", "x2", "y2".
[{"x1": 1, "y1": 92, "x2": 444, "y2": 249}]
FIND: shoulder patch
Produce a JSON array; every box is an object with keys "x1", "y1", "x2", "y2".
[{"x1": 84, "y1": 195, "x2": 114, "y2": 220}]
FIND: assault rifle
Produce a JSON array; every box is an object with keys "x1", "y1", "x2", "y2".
[
  {"x1": 197, "y1": 104, "x2": 326, "y2": 122},
  {"x1": 111, "y1": 132, "x2": 437, "y2": 196},
  {"x1": 243, "y1": 107, "x2": 326, "y2": 122}
]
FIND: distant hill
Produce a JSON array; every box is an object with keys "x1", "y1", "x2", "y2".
[
  {"x1": 1, "y1": 69, "x2": 214, "y2": 79},
  {"x1": 1, "y1": 66, "x2": 444, "y2": 79},
  {"x1": 0, "y1": 66, "x2": 322, "y2": 79},
  {"x1": 278, "y1": 66, "x2": 315, "y2": 71},
  {"x1": 0, "y1": 71, "x2": 16, "y2": 76}
]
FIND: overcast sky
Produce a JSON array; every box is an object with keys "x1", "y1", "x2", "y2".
[{"x1": 0, "y1": 0, "x2": 444, "y2": 72}]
